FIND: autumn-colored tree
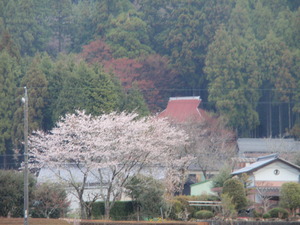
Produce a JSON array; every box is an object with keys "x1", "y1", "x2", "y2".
[
  {"x1": 81, "y1": 39, "x2": 112, "y2": 64},
  {"x1": 103, "y1": 57, "x2": 143, "y2": 90},
  {"x1": 138, "y1": 54, "x2": 181, "y2": 111},
  {"x1": 81, "y1": 39, "x2": 179, "y2": 111},
  {"x1": 0, "y1": 31, "x2": 20, "y2": 59}
]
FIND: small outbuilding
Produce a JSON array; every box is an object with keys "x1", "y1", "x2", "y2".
[{"x1": 190, "y1": 180, "x2": 216, "y2": 196}]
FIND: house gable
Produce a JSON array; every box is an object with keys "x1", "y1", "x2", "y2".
[
  {"x1": 254, "y1": 161, "x2": 300, "y2": 185},
  {"x1": 232, "y1": 154, "x2": 300, "y2": 175}
]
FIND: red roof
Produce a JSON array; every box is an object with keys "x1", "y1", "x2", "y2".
[{"x1": 158, "y1": 96, "x2": 210, "y2": 123}]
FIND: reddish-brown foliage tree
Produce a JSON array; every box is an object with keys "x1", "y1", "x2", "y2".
[
  {"x1": 80, "y1": 40, "x2": 181, "y2": 112},
  {"x1": 103, "y1": 57, "x2": 145, "y2": 89},
  {"x1": 138, "y1": 54, "x2": 181, "y2": 111},
  {"x1": 81, "y1": 39, "x2": 112, "y2": 64}
]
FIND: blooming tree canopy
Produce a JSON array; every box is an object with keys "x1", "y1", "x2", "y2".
[{"x1": 29, "y1": 111, "x2": 190, "y2": 219}]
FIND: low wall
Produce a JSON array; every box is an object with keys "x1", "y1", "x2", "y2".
[
  {"x1": 80, "y1": 221, "x2": 208, "y2": 225},
  {"x1": 204, "y1": 221, "x2": 300, "y2": 225}
]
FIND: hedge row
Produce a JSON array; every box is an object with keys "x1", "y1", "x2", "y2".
[{"x1": 91, "y1": 201, "x2": 135, "y2": 220}]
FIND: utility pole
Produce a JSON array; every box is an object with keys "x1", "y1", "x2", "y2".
[{"x1": 23, "y1": 87, "x2": 29, "y2": 225}]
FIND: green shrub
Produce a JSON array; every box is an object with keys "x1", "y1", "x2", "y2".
[
  {"x1": 223, "y1": 178, "x2": 247, "y2": 210},
  {"x1": 170, "y1": 195, "x2": 198, "y2": 220},
  {"x1": 268, "y1": 207, "x2": 289, "y2": 219},
  {"x1": 194, "y1": 210, "x2": 214, "y2": 219},
  {"x1": 262, "y1": 213, "x2": 270, "y2": 219},
  {"x1": 253, "y1": 210, "x2": 262, "y2": 218},
  {"x1": 91, "y1": 201, "x2": 134, "y2": 220}
]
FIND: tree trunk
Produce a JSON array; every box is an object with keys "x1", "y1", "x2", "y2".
[
  {"x1": 268, "y1": 92, "x2": 272, "y2": 137},
  {"x1": 288, "y1": 101, "x2": 292, "y2": 129},
  {"x1": 279, "y1": 104, "x2": 282, "y2": 137},
  {"x1": 80, "y1": 200, "x2": 87, "y2": 219},
  {"x1": 104, "y1": 201, "x2": 111, "y2": 220}
]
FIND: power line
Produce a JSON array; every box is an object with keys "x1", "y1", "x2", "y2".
[{"x1": 14, "y1": 86, "x2": 300, "y2": 91}]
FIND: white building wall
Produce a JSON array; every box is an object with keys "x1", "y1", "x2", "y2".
[
  {"x1": 253, "y1": 161, "x2": 299, "y2": 182},
  {"x1": 66, "y1": 186, "x2": 102, "y2": 213}
]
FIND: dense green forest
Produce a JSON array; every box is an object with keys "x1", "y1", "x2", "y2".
[{"x1": 0, "y1": 0, "x2": 299, "y2": 168}]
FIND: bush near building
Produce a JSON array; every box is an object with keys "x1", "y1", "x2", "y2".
[
  {"x1": 267, "y1": 207, "x2": 289, "y2": 219},
  {"x1": 91, "y1": 201, "x2": 134, "y2": 220},
  {"x1": 194, "y1": 210, "x2": 214, "y2": 219}
]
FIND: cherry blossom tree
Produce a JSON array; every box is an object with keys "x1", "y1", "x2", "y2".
[
  {"x1": 181, "y1": 118, "x2": 236, "y2": 180},
  {"x1": 29, "y1": 111, "x2": 190, "y2": 219}
]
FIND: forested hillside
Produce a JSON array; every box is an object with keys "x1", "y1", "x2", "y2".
[{"x1": 0, "y1": 0, "x2": 299, "y2": 168}]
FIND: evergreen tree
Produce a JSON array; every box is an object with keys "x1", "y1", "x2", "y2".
[
  {"x1": 280, "y1": 182, "x2": 300, "y2": 216},
  {"x1": 49, "y1": 0, "x2": 72, "y2": 53},
  {"x1": 257, "y1": 31, "x2": 294, "y2": 137},
  {"x1": 137, "y1": 0, "x2": 172, "y2": 53},
  {"x1": 69, "y1": 0, "x2": 99, "y2": 52},
  {"x1": 0, "y1": 51, "x2": 19, "y2": 154},
  {"x1": 12, "y1": 55, "x2": 48, "y2": 148},
  {"x1": 39, "y1": 53, "x2": 62, "y2": 130},
  {"x1": 250, "y1": 0, "x2": 273, "y2": 40},
  {"x1": 223, "y1": 178, "x2": 247, "y2": 211},
  {"x1": 2, "y1": 0, "x2": 51, "y2": 55},
  {"x1": 80, "y1": 64, "x2": 120, "y2": 115},
  {"x1": 106, "y1": 12, "x2": 153, "y2": 58},
  {"x1": 274, "y1": 8, "x2": 300, "y2": 49},
  {"x1": 163, "y1": 1, "x2": 206, "y2": 91},
  {"x1": 120, "y1": 84, "x2": 150, "y2": 117},
  {"x1": 202, "y1": 0, "x2": 235, "y2": 44},
  {"x1": 205, "y1": 25, "x2": 261, "y2": 135},
  {"x1": 53, "y1": 60, "x2": 120, "y2": 120}
]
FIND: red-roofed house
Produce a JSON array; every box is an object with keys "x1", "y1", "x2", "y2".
[
  {"x1": 158, "y1": 96, "x2": 236, "y2": 195},
  {"x1": 158, "y1": 96, "x2": 210, "y2": 123}
]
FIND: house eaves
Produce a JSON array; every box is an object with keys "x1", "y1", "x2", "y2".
[{"x1": 231, "y1": 154, "x2": 300, "y2": 176}]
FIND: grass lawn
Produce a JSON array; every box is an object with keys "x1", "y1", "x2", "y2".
[{"x1": 0, "y1": 218, "x2": 71, "y2": 225}]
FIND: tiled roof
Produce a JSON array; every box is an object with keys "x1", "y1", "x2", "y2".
[
  {"x1": 232, "y1": 154, "x2": 300, "y2": 175},
  {"x1": 232, "y1": 157, "x2": 277, "y2": 175},
  {"x1": 237, "y1": 138, "x2": 300, "y2": 157},
  {"x1": 158, "y1": 96, "x2": 209, "y2": 123}
]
